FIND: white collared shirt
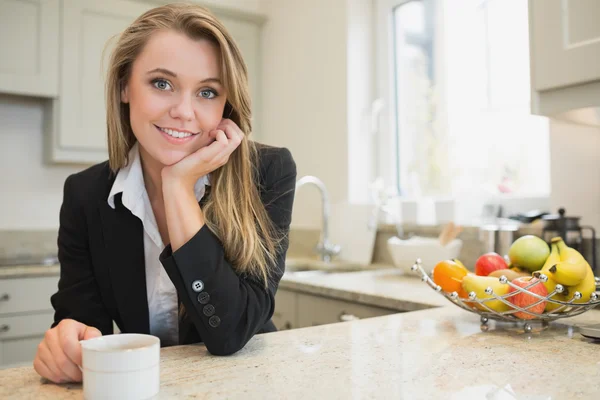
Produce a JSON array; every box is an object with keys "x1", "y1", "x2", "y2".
[{"x1": 108, "y1": 143, "x2": 210, "y2": 346}]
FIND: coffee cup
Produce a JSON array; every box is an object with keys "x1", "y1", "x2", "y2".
[{"x1": 79, "y1": 333, "x2": 160, "y2": 400}]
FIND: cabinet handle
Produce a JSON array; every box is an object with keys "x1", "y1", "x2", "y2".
[
  {"x1": 284, "y1": 322, "x2": 292, "y2": 330},
  {"x1": 339, "y1": 312, "x2": 359, "y2": 322},
  {"x1": 0, "y1": 293, "x2": 9, "y2": 302},
  {"x1": 0, "y1": 325, "x2": 9, "y2": 333}
]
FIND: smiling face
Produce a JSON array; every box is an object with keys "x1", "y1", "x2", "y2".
[{"x1": 121, "y1": 29, "x2": 227, "y2": 167}]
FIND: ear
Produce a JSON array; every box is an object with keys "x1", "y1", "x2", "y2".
[{"x1": 121, "y1": 84, "x2": 129, "y2": 103}]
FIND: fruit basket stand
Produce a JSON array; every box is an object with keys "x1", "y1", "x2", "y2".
[{"x1": 411, "y1": 259, "x2": 600, "y2": 332}]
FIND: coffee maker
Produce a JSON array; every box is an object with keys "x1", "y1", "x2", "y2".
[{"x1": 541, "y1": 208, "x2": 597, "y2": 274}]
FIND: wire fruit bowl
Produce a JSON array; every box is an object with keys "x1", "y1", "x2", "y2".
[{"x1": 411, "y1": 258, "x2": 600, "y2": 332}]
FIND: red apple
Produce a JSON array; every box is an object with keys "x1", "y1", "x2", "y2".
[
  {"x1": 475, "y1": 252, "x2": 508, "y2": 276},
  {"x1": 507, "y1": 276, "x2": 548, "y2": 319}
]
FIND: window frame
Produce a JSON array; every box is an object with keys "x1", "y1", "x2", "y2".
[{"x1": 374, "y1": 0, "x2": 550, "y2": 221}]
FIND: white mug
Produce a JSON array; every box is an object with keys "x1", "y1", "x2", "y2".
[{"x1": 79, "y1": 333, "x2": 161, "y2": 400}]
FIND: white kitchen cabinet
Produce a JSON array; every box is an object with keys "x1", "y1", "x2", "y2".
[
  {"x1": 529, "y1": 0, "x2": 600, "y2": 125},
  {"x1": 272, "y1": 289, "x2": 298, "y2": 330},
  {"x1": 0, "y1": 0, "x2": 60, "y2": 97},
  {"x1": 274, "y1": 289, "x2": 399, "y2": 330},
  {"x1": 47, "y1": 0, "x2": 153, "y2": 164},
  {"x1": 296, "y1": 293, "x2": 397, "y2": 328},
  {"x1": 529, "y1": 0, "x2": 600, "y2": 91},
  {"x1": 48, "y1": 0, "x2": 266, "y2": 164},
  {"x1": 0, "y1": 276, "x2": 59, "y2": 368}
]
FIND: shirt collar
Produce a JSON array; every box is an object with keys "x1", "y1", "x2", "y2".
[{"x1": 107, "y1": 143, "x2": 211, "y2": 210}]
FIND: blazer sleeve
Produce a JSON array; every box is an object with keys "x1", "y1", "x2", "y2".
[
  {"x1": 50, "y1": 174, "x2": 114, "y2": 335},
  {"x1": 159, "y1": 147, "x2": 297, "y2": 356}
]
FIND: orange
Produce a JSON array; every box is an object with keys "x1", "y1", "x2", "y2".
[{"x1": 432, "y1": 260, "x2": 469, "y2": 294}]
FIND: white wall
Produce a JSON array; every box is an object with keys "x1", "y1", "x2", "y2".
[
  {"x1": 0, "y1": 94, "x2": 85, "y2": 229},
  {"x1": 549, "y1": 119, "x2": 600, "y2": 231},
  {"x1": 198, "y1": 0, "x2": 263, "y2": 14},
  {"x1": 259, "y1": 0, "x2": 350, "y2": 229}
]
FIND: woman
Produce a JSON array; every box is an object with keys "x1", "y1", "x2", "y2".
[{"x1": 33, "y1": 3, "x2": 296, "y2": 384}]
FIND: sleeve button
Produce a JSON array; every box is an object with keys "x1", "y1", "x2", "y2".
[
  {"x1": 203, "y1": 304, "x2": 215, "y2": 317},
  {"x1": 197, "y1": 292, "x2": 210, "y2": 304},
  {"x1": 209, "y1": 316, "x2": 221, "y2": 328},
  {"x1": 191, "y1": 280, "x2": 204, "y2": 293}
]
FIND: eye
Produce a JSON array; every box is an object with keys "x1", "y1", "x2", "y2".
[
  {"x1": 152, "y1": 78, "x2": 172, "y2": 91},
  {"x1": 199, "y1": 89, "x2": 217, "y2": 99}
]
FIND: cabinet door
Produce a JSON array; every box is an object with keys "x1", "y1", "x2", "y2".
[
  {"x1": 530, "y1": 0, "x2": 600, "y2": 91},
  {"x1": 0, "y1": 276, "x2": 59, "y2": 315},
  {"x1": 297, "y1": 293, "x2": 396, "y2": 328},
  {"x1": 49, "y1": 0, "x2": 152, "y2": 163},
  {"x1": 0, "y1": 0, "x2": 59, "y2": 97},
  {"x1": 272, "y1": 289, "x2": 297, "y2": 330},
  {"x1": 0, "y1": 311, "x2": 54, "y2": 368},
  {"x1": 0, "y1": 336, "x2": 44, "y2": 368}
]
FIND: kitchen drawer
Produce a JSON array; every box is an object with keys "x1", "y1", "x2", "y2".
[
  {"x1": 297, "y1": 293, "x2": 397, "y2": 328},
  {"x1": 0, "y1": 336, "x2": 44, "y2": 368},
  {"x1": 272, "y1": 289, "x2": 298, "y2": 330},
  {"x1": 0, "y1": 276, "x2": 58, "y2": 315},
  {"x1": 0, "y1": 311, "x2": 54, "y2": 340}
]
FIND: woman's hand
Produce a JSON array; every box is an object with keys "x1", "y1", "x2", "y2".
[
  {"x1": 33, "y1": 319, "x2": 102, "y2": 383},
  {"x1": 161, "y1": 118, "x2": 244, "y2": 189}
]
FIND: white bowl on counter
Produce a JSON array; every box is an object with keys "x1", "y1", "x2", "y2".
[{"x1": 387, "y1": 236, "x2": 463, "y2": 275}]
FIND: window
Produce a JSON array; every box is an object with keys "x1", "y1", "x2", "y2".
[{"x1": 375, "y1": 0, "x2": 550, "y2": 223}]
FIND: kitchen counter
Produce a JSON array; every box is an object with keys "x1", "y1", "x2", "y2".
[
  {"x1": 0, "y1": 264, "x2": 60, "y2": 279},
  {"x1": 0, "y1": 259, "x2": 447, "y2": 311},
  {"x1": 280, "y1": 265, "x2": 448, "y2": 311},
  {"x1": 1, "y1": 306, "x2": 599, "y2": 399}
]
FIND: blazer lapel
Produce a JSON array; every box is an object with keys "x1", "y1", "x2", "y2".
[{"x1": 99, "y1": 194, "x2": 150, "y2": 334}]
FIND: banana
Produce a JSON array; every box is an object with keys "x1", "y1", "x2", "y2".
[
  {"x1": 548, "y1": 261, "x2": 587, "y2": 286},
  {"x1": 488, "y1": 268, "x2": 529, "y2": 281},
  {"x1": 539, "y1": 240, "x2": 563, "y2": 312},
  {"x1": 554, "y1": 236, "x2": 587, "y2": 265},
  {"x1": 547, "y1": 237, "x2": 589, "y2": 286},
  {"x1": 461, "y1": 275, "x2": 511, "y2": 312},
  {"x1": 563, "y1": 265, "x2": 596, "y2": 304}
]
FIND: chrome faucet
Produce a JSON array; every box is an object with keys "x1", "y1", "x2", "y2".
[{"x1": 295, "y1": 176, "x2": 341, "y2": 262}]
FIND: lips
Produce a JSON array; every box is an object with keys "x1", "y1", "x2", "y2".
[
  {"x1": 154, "y1": 125, "x2": 198, "y2": 144},
  {"x1": 154, "y1": 125, "x2": 199, "y2": 138}
]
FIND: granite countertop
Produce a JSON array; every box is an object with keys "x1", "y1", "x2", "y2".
[
  {"x1": 280, "y1": 265, "x2": 448, "y2": 311},
  {"x1": 0, "y1": 264, "x2": 60, "y2": 279},
  {"x1": 1, "y1": 306, "x2": 598, "y2": 399}
]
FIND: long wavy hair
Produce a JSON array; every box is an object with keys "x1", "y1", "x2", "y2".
[{"x1": 104, "y1": 3, "x2": 279, "y2": 288}]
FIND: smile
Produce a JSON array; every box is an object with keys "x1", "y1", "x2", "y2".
[{"x1": 155, "y1": 125, "x2": 200, "y2": 138}]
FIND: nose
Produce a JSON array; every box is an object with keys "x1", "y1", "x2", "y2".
[{"x1": 169, "y1": 93, "x2": 195, "y2": 121}]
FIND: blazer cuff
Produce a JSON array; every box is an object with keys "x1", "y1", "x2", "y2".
[{"x1": 160, "y1": 224, "x2": 220, "y2": 269}]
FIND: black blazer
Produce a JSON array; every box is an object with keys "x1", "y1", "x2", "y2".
[{"x1": 50, "y1": 142, "x2": 297, "y2": 356}]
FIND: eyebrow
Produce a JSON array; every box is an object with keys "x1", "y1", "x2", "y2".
[{"x1": 146, "y1": 68, "x2": 222, "y2": 85}]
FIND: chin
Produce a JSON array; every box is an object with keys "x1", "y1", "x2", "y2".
[{"x1": 155, "y1": 149, "x2": 192, "y2": 166}]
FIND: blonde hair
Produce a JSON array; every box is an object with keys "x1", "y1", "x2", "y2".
[{"x1": 105, "y1": 3, "x2": 279, "y2": 287}]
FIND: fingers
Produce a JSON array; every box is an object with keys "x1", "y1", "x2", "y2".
[
  {"x1": 83, "y1": 325, "x2": 102, "y2": 340},
  {"x1": 35, "y1": 338, "x2": 65, "y2": 383},
  {"x1": 60, "y1": 319, "x2": 89, "y2": 367},
  {"x1": 47, "y1": 326, "x2": 82, "y2": 382},
  {"x1": 33, "y1": 353, "x2": 60, "y2": 384},
  {"x1": 33, "y1": 320, "x2": 102, "y2": 384},
  {"x1": 218, "y1": 118, "x2": 244, "y2": 144}
]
